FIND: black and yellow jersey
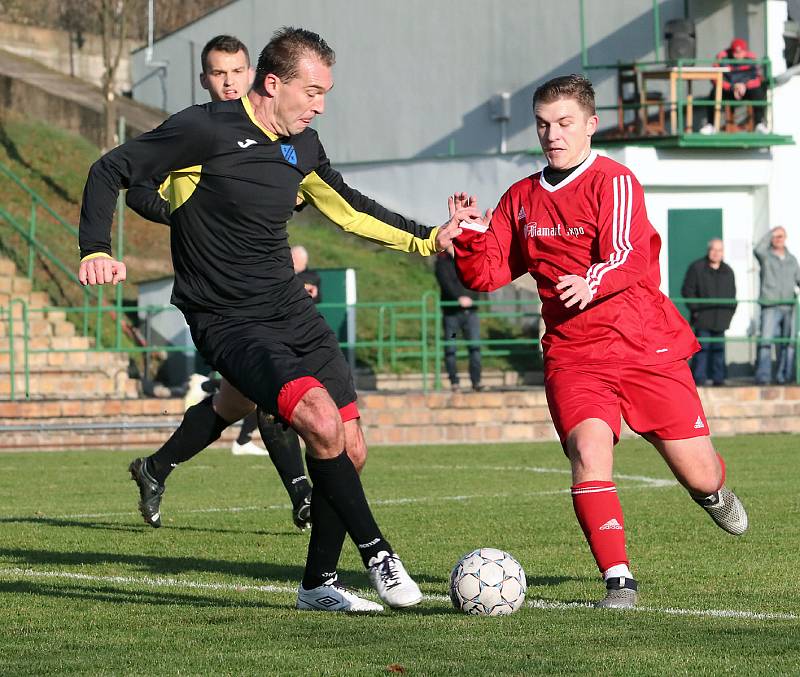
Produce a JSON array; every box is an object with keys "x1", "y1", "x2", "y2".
[{"x1": 79, "y1": 97, "x2": 439, "y2": 318}]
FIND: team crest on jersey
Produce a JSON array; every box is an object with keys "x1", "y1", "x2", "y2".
[
  {"x1": 281, "y1": 144, "x2": 298, "y2": 165},
  {"x1": 518, "y1": 206, "x2": 527, "y2": 222}
]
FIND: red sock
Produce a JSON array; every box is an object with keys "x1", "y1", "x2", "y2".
[
  {"x1": 571, "y1": 481, "x2": 629, "y2": 573},
  {"x1": 716, "y1": 453, "x2": 726, "y2": 490}
]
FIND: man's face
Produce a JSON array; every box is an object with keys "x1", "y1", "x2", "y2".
[
  {"x1": 771, "y1": 228, "x2": 787, "y2": 249},
  {"x1": 266, "y1": 55, "x2": 333, "y2": 137},
  {"x1": 707, "y1": 240, "x2": 724, "y2": 264},
  {"x1": 200, "y1": 49, "x2": 253, "y2": 102},
  {"x1": 731, "y1": 46, "x2": 746, "y2": 59},
  {"x1": 535, "y1": 97, "x2": 598, "y2": 170}
]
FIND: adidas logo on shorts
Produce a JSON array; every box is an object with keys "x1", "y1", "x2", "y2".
[{"x1": 694, "y1": 416, "x2": 705, "y2": 429}]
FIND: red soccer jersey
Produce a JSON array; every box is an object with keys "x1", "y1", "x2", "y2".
[{"x1": 454, "y1": 152, "x2": 699, "y2": 368}]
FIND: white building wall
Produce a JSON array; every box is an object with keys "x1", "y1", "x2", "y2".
[{"x1": 132, "y1": 0, "x2": 727, "y2": 163}]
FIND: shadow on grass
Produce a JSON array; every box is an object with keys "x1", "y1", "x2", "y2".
[
  {"x1": 0, "y1": 515, "x2": 300, "y2": 538},
  {"x1": 0, "y1": 547, "x2": 314, "y2": 583},
  {"x1": 0, "y1": 580, "x2": 285, "y2": 610}
]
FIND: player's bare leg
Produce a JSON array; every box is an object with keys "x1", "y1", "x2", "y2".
[
  {"x1": 291, "y1": 388, "x2": 420, "y2": 611},
  {"x1": 343, "y1": 418, "x2": 368, "y2": 472},
  {"x1": 566, "y1": 418, "x2": 637, "y2": 609},
  {"x1": 214, "y1": 378, "x2": 256, "y2": 420},
  {"x1": 644, "y1": 434, "x2": 748, "y2": 535}
]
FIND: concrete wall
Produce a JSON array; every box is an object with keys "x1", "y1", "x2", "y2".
[
  {"x1": 132, "y1": 0, "x2": 760, "y2": 163},
  {"x1": 0, "y1": 20, "x2": 136, "y2": 91}
]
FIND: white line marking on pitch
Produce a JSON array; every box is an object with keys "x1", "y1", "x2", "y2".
[
  {"x1": 1, "y1": 567, "x2": 795, "y2": 622},
  {"x1": 414, "y1": 465, "x2": 678, "y2": 488},
  {"x1": 24, "y1": 467, "x2": 673, "y2": 520},
  {"x1": 35, "y1": 483, "x2": 658, "y2": 521}
]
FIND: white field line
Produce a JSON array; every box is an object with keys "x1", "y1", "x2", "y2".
[
  {"x1": 1, "y1": 566, "x2": 795, "y2": 622},
  {"x1": 26, "y1": 467, "x2": 676, "y2": 521},
  {"x1": 414, "y1": 465, "x2": 678, "y2": 488}
]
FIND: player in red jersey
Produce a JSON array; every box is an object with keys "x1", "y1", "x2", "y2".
[{"x1": 453, "y1": 75, "x2": 748, "y2": 608}]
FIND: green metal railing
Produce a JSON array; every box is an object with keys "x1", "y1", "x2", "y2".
[
  {"x1": 672, "y1": 296, "x2": 800, "y2": 385},
  {"x1": 598, "y1": 57, "x2": 774, "y2": 138},
  {"x1": 5, "y1": 291, "x2": 795, "y2": 400},
  {"x1": 577, "y1": 0, "x2": 782, "y2": 142},
  {"x1": 0, "y1": 118, "x2": 128, "y2": 344}
]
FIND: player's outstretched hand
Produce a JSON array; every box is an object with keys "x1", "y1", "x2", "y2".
[
  {"x1": 436, "y1": 194, "x2": 480, "y2": 252},
  {"x1": 556, "y1": 274, "x2": 592, "y2": 310},
  {"x1": 449, "y1": 192, "x2": 492, "y2": 232},
  {"x1": 78, "y1": 256, "x2": 127, "y2": 286},
  {"x1": 448, "y1": 192, "x2": 477, "y2": 216}
]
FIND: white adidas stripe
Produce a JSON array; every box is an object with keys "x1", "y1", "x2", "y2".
[
  {"x1": 585, "y1": 174, "x2": 634, "y2": 297},
  {"x1": 571, "y1": 486, "x2": 617, "y2": 495}
]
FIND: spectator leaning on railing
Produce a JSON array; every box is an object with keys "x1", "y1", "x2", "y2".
[
  {"x1": 700, "y1": 37, "x2": 768, "y2": 134},
  {"x1": 753, "y1": 227, "x2": 800, "y2": 384},
  {"x1": 681, "y1": 238, "x2": 737, "y2": 386}
]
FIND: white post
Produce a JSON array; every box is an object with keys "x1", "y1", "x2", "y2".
[{"x1": 766, "y1": 0, "x2": 789, "y2": 79}]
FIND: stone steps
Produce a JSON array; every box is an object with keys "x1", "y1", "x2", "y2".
[
  {"x1": 1, "y1": 386, "x2": 798, "y2": 451},
  {"x1": 0, "y1": 256, "x2": 138, "y2": 400}
]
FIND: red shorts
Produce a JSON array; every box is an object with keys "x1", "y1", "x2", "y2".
[{"x1": 544, "y1": 359, "x2": 709, "y2": 444}]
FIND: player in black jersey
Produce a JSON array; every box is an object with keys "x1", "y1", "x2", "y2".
[
  {"x1": 124, "y1": 35, "x2": 314, "y2": 532},
  {"x1": 78, "y1": 27, "x2": 476, "y2": 612}
]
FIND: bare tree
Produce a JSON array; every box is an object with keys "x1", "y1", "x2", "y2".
[{"x1": 97, "y1": 0, "x2": 131, "y2": 152}]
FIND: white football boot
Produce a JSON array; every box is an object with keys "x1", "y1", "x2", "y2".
[
  {"x1": 231, "y1": 440, "x2": 269, "y2": 456},
  {"x1": 694, "y1": 486, "x2": 749, "y2": 535},
  {"x1": 296, "y1": 576, "x2": 383, "y2": 612},
  {"x1": 367, "y1": 551, "x2": 423, "y2": 608}
]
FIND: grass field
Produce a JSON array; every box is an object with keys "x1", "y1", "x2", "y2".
[{"x1": 1, "y1": 434, "x2": 798, "y2": 675}]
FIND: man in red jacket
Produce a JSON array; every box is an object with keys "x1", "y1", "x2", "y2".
[
  {"x1": 454, "y1": 74, "x2": 748, "y2": 609},
  {"x1": 700, "y1": 37, "x2": 768, "y2": 133}
]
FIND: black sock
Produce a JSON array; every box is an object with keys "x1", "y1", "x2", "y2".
[
  {"x1": 148, "y1": 397, "x2": 230, "y2": 484},
  {"x1": 257, "y1": 409, "x2": 311, "y2": 507},
  {"x1": 301, "y1": 489, "x2": 347, "y2": 590},
  {"x1": 236, "y1": 411, "x2": 258, "y2": 444},
  {"x1": 305, "y1": 451, "x2": 391, "y2": 566}
]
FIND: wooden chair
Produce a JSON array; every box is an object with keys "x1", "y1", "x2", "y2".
[
  {"x1": 641, "y1": 91, "x2": 666, "y2": 135},
  {"x1": 617, "y1": 64, "x2": 666, "y2": 136},
  {"x1": 617, "y1": 65, "x2": 640, "y2": 134},
  {"x1": 724, "y1": 104, "x2": 755, "y2": 132}
]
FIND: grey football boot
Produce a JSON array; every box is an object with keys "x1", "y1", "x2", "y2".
[
  {"x1": 595, "y1": 576, "x2": 638, "y2": 609},
  {"x1": 694, "y1": 486, "x2": 749, "y2": 536},
  {"x1": 128, "y1": 457, "x2": 165, "y2": 528}
]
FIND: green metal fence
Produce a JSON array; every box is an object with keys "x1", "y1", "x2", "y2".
[{"x1": 3, "y1": 292, "x2": 799, "y2": 400}]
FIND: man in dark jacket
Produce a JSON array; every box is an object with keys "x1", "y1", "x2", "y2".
[
  {"x1": 681, "y1": 238, "x2": 737, "y2": 385},
  {"x1": 435, "y1": 246, "x2": 482, "y2": 391}
]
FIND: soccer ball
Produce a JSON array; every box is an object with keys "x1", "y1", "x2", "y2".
[{"x1": 449, "y1": 548, "x2": 527, "y2": 616}]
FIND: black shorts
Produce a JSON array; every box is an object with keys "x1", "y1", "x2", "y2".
[{"x1": 185, "y1": 308, "x2": 356, "y2": 419}]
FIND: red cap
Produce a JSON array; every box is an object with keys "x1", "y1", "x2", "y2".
[{"x1": 730, "y1": 38, "x2": 748, "y2": 52}]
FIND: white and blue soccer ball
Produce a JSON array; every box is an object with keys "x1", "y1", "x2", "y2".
[{"x1": 449, "y1": 547, "x2": 527, "y2": 616}]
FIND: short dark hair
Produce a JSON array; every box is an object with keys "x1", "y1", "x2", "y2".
[
  {"x1": 254, "y1": 27, "x2": 335, "y2": 90},
  {"x1": 201, "y1": 35, "x2": 250, "y2": 73},
  {"x1": 533, "y1": 74, "x2": 596, "y2": 117}
]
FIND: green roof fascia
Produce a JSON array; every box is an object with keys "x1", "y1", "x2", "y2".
[{"x1": 595, "y1": 133, "x2": 794, "y2": 150}]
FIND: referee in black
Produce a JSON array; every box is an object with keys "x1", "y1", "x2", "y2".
[{"x1": 78, "y1": 27, "x2": 475, "y2": 612}]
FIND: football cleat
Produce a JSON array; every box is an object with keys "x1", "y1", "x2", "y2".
[
  {"x1": 694, "y1": 486, "x2": 749, "y2": 535},
  {"x1": 128, "y1": 457, "x2": 165, "y2": 528},
  {"x1": 595, "y1": 576, "x2": 638, "y2": 609},
  {"x1": 367, "y1": 551, "x2": 423, "y2": 608},
  {"x1": 292, "y1": 492, "x2": 312, "y2": 531},
  {"x1": 296, "y1": 576, "x2": 383, "y2": 612}
]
